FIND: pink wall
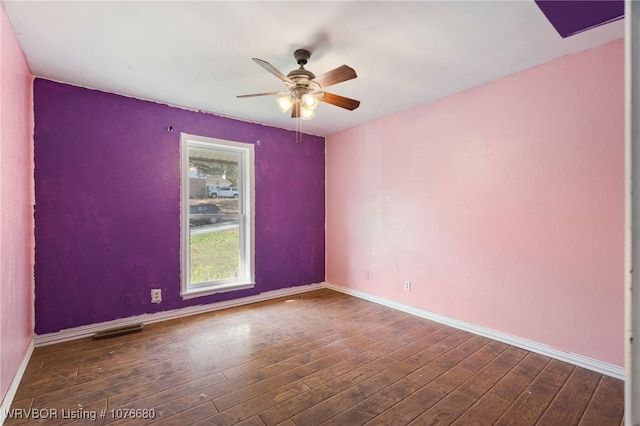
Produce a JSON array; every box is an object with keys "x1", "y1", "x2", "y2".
[
  {"x1": 326, "y1": 40, "x2": 625, "y2": 367},
  {"x1": 0, "y1": 4, "x2": 34, "y2": 406}
]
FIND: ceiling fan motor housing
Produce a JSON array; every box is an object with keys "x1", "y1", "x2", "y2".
[
  {"x1": 287, "y1": 49, "x2": 317, "y2": 98},
  {"x1": 287, "y1": 50, "x2": 318, "y2": 99}
]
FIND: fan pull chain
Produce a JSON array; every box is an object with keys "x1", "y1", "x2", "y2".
[{"x1": 296, "y1": 117, "x2": 302, "y2": 143}]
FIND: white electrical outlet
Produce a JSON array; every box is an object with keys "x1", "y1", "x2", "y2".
[
  {"x1": 151, "y1": 289, "x2": 162, "y2": 304},
  {"x1": 404, "y1": 280, "x2": 411, "y2": 291}
]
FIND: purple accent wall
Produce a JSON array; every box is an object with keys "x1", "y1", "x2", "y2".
[
  {"x1": 535, "y1": 0, "x2": 624, "y2": 38},
  {"x1": 33, "y1": 79, "x2": 325, "y2": 334}
]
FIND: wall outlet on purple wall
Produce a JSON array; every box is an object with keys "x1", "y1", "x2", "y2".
[{"x1": 151, "y1": 289, "x2": 162, "y2": 304}]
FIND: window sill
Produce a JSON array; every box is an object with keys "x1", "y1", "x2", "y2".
[{"x1": 181, "y1": 282, "x2": 255, "y2": 300}]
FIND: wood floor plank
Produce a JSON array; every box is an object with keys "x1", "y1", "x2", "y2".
[
  {"x1": 292, "y1": 364, "x2": 412, "y2": 425},
  {"x1": 451, "y1": 392, "x2": 512, "y2": 425},
  {"x1": 229, "y1": 415, "x2": 267, "y2": 426},
  {"x1": 362, "y1": 382, "x2": 445, "y2": 425},
  {"x1": 260, "y1": 355, "x2": 401, "y2": 426},
  {"x1": 107, "y1": 371, "x2": 227, "y2": 413},
  {"x1": 494, "y1": 358, "x2": 575, "y2": 425},
  {"x1": 320, "y1": 378, "x2": 421, "y2": 426},
  {"x1": 489, "y1": 352, "x2": 550, "y2": 402},
  {"x1": 186, "y1": 343, "x2": 279, "y2": 371},
  {"x1": 300, "y1": 348, "x2": 386, "y2": 389},
  {"x1": 537, "y1": 367, "x2": 601, "y2": 425},
  {"x1": 213, "y1": 368, "x2": 312, "y2": 412},
  {"x1": 110, "y1": 384, "x2": 223, "y2": 425},
  {"x1": 34, "y1": 358, "x2": 192, "y2": 407},
  {"x1": 202, "y1": 380, "x2": 309, "y2": 425},
  {"x1": 457, "y1": 339, "x2": 509, "y2": 373},
  {"x1": 222, "y1": 332, "x2": 371, "y2": 380},
  {"x1": 386, "y1": 322, "x2": 446, "y2": 361},
  {"x1": 257, "y1": 388, "x2": 324, "y2": 426},
  {"x1": 4, "y1": 289, "x2": 624, "y2": 426},
  {"x1": 408, "y1": 390, "x2": 477, "y2": 425},
  {"x1": 579, "y1": 375, "x2": 625, "y2": 425},
  {"x1": 148, "y1": 401, "x2": 217, "y2": 426},
  {"x1": 234, "y1": 342, "x2": 360, "y2": 384},
  {"x1": 456, "y1": 345, "x2": 528, "y2": 399},
  {"x1": 406, "y1": 334, "x2": 489, "y2": 387},
  {"x1": 425, "y1": 363, "x2": 477, "y2": 397}
]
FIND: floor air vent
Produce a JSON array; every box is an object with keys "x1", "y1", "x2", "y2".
[{"x1": 94, "y1": 324, "x2": 143, "y2": 339}]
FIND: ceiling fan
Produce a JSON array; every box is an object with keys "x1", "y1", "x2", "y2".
[{"x1": 237, "y1": 49, "x2": 360, "y2": 120}]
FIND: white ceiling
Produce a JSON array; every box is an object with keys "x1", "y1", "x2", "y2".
[{"x1": 2, "y1": 1, "x2": 625, "y2": 136}]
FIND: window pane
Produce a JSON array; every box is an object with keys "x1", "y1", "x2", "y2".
[
  {"x1": 188, "y1": 147, "x2": 241, "y2": 285},
  {"x1": 190, "y1": 224, "x2": 239, "y2": 283}
]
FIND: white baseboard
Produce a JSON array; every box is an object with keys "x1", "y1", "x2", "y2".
[
  {"x1": 34, "y1": 283, "x2": 324, "y2": 347},
  {"x1": 0, "y1": 339, "x2": 34, "y2": 426},
  {"x1": 325, "y1": 282, "x2": 625, "y2": 380}
]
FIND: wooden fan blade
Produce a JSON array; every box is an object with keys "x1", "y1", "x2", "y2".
[
  {"x1": 237, "y1": 91, "x2": 286, "y2": 98},
  {"x1": 319, "y1": 92, "x2": 360, "y2": 110},
  {"x1": 312, "y1": 65, "x2": 357, "y2": 88},
  {"x1": 252, "y1": 58, "x2": 293, "y2": 83},
  {"x1": 291, "y1": 101, "x2": 301, "y2": 118}
]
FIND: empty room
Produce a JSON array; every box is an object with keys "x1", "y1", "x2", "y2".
[{"x1": 1, "y1": 1, "x2": 638, "y2": 425}]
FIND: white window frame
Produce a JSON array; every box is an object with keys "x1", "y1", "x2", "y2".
[{"x1": 180, "y1": 133, "x2": 255, "y2": 299}]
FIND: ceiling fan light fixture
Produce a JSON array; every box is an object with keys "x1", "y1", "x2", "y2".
[
  {"x1": 276, "y1": 95, "x2": 294, "y2": 113},
  {"x1": 301, "y1": 93, "x2": 318, "y2": 111},
  {"x1": 300, "y1": 106, "x2": 315, "y2": 120}
]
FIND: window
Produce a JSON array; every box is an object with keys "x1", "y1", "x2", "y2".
[{"x1": 180, "y1": 134, "x2": 255, "y2": 299}]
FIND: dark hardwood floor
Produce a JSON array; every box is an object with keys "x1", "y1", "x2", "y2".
[{"x1": 6, "y1": 289, "x2": 624, "y2": 425}]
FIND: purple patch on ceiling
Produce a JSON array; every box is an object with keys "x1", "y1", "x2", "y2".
[{"x1": 535, "y1": 0, "x2": 624, "y2": 38}]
